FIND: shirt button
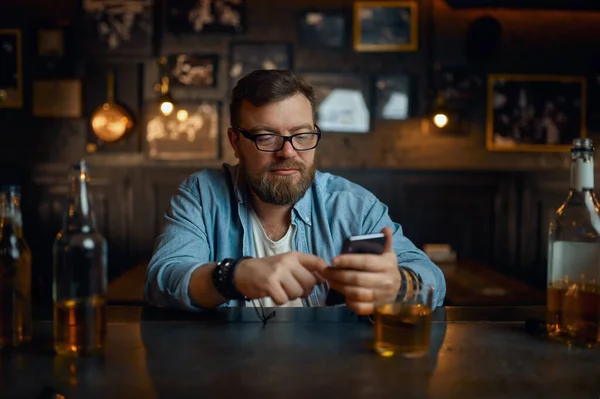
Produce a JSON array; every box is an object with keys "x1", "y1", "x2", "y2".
[{"x1": 306, "y1": 217, "x2": 309, "y2": 222}]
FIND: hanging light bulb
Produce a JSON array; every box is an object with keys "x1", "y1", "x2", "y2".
[
  {"x1": 432, "y1": 91, "x2": 449, "y2": 128},
  {"x1": 158, "y1": 76, "x2": 174, "y2": 116},
  {"x1": 433, "y1": 112, "x2": 449, "y2": 128}
]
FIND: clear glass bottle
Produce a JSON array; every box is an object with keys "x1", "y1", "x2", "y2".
[
  {"x1": 53, "y1": 160, "x2": 107, "y2": 356},
  {"x1": 0, "y1": 185, "x2": 32, "y2": 348},
  {"x1": 547, "y1": 138, "x2": 600, "y2": 347}
]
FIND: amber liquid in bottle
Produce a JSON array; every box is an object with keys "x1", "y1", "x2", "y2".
[
  {"x1": 0, "y1": 186, "x2": 32, "y2": 348},
  {"x1": 547, "y1": 139, "x2": 600, "y2": 347}
]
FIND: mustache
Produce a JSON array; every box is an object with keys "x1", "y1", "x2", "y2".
[{"x1": 268, "y1": 160, "x2": 305, "y2": 171}]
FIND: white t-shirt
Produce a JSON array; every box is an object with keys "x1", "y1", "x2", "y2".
[{"x1": 245, "y1": 208, "x2": 304, "y2": 308}]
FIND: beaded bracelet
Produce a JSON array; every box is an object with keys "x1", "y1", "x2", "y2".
[{"x1": 212, "y1": 258, "x2": 248, "y2": 300}]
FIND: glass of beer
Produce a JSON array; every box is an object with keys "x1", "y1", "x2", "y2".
[{"x1": 373, "y1": 285, "x2": 434, "y2": 358}]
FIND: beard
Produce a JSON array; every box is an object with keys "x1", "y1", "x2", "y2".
[{"x1": 240, "y1": 156, "x2": 317, "y2": 206}]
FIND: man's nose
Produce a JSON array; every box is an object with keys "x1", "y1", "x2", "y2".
[{"x1": 276, "y1": 139, "x2": 297, "y2": 157}]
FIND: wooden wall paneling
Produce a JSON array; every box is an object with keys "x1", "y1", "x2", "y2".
[
  {"x1": 518, "y1": 172, "x2": 570, "y2": 288},
  {"x1": 399, "y1": 172, "x2": 513, "y2": 268}
]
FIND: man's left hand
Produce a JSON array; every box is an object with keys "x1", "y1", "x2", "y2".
[{"x1": 322, "y1": 227, "x2": 401, "y2": 315}]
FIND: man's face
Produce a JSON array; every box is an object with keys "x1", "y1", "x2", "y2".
[{"x1": 228, "y1": 93, "x2": 317, "y2": 206}]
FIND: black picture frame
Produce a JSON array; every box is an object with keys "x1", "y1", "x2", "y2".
[
  {"x1": 374, "y1": 74, "x2": 412, "y2": 120},
  {"x1": 229, "y1": 42, "x2": 293, "y2": 89},
  {"x1": 145, "y1": 101, "x2": 221, "y2": 160},
  {"x1": 486, "y1": 74, "x2": 586, "y2": 152},
  {"x1": 0, "y1": 29, "x2": 22, "y2": 108},
  {"x1": 299, "y1": 72, "x2": 371, "y2": 134},
  {"x1": 297, "y1": 9, "x2": 347, "y2": 49},
  {"x1": 165, "y1": 0, "x2": 246, "y2": 35},
  {"x1": 81, "y1": 0, "x2": 154, "y2": 57},
  {"x1": 167, "y1": 54, "x2": 219, "y2": 88},
  {"x1": 353, "y1": 1, "x2": 418, "y2": 52}
]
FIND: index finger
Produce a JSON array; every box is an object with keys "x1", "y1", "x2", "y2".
[
  {"x1": 381, "y1": 226, "x2": 394, "y2": 254},
  {"x1": 293, "y1": 252, "x2": 329, "y2": 273}
]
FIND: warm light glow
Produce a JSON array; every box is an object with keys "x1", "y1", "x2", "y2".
[
  {"x1": 433, "y1": 113, "x2": 449, "y2": 128},
  {"x1": 176, "y1": 110, "x2": 188, "y2": 121},
  {"x1": 160, "y1": 101, "x2": 174, "y2": 116}
]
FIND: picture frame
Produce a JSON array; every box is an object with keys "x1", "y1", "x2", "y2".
[
  {"x1": 81, "y1": 0, "x2": 154, "y2": 56},
  {"x1": 299, "y1": 72, "x2": 371, "y2": 134},
  {"x1": 353, "y1": 1, "x2": 418, "y2": 52},
  {"x1": 486, "y1": 74, "x2": 586, "y2": 152},
  {"x1": 374, "y1": 74, "x2": 412, "y2": 120},
  {"x1": 229, "y1": 42, "x2": 293, "y2": 89},
  {"x1": 0, "y1": 29, "x2": 22, "y2": 109},
  {"x1": 145, "y1": 101, "x2": 221, "y2": 160},
  {"x1": 33, "y1": 79, "x2": 82, "y2": 118},
  {"x1": 165, "y1": 0, "x2": 246, "y2": 35},
  {"x1": 297, "y1": 9, "x2": 347, "y2": 49},
  {"x1": 35, "y1": 20, "x2": 77, "y2": 78},
  {"x1": 167, "y1": 54, "x2": 219, "y2": 88}
]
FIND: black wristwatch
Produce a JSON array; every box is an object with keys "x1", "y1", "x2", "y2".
[{"x1": 212, "y1": 257, "x2": 249, "y2": 300}]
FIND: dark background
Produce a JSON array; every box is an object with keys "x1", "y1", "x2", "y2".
[{"x1": 1, "y1": 0, "x2": 599, "y2": 305}]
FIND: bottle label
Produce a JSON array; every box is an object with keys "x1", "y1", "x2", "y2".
[
  {"x1": 549, "y1": 241, "x2": 600, "y2": 283},
  {"x1": 572, "y1": 158, "x2": 594, "y2": 191}
]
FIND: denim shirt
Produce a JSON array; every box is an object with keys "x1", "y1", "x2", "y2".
[{"x1": 145, "y1": 164, "x2": 446, "y2": 310}]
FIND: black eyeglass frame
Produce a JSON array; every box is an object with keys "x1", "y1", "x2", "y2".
[{"x1": 233, "y1": 125, "x2": 322, "y2": 152}]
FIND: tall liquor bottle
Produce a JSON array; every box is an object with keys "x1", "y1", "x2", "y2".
[
  {"x1": 547, "y1": 138, "x2": 600, "y2": 347},
  {"x1": 0, "y1": 185, "x2": 32, "y2": 348},
  {"x1": 53, "y1": 161, "x2": 107, "y2": 356}
]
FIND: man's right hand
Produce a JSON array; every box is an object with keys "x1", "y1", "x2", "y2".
[{"x1": 234, "y1": 252, "x2": 328, "y2": 304}]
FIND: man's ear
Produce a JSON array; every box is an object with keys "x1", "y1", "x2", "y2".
[{"x1": 227, "y1": 128, "x2": 241, "y2": 159}]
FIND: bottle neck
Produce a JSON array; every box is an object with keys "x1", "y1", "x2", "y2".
[
  {"x1": 570, "y1": 156, "x2": 594, "y2": 192},
  {"x1": 64, "y1": 168, "x2": 96, "y2": 232},
  {"x1": 0, "y1": 193, "x2": 23, "y2": 238}
]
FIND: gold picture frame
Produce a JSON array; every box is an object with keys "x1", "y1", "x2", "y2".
[
  {"x1": 0, "y1": 29, "x2": 22, "y2": 109},
  {"x1": 353, "y1": 1, "x2": 418, "y2": 52},
  {"x1": 486, "y1": 74, "x2": 586, "y2": 152}
]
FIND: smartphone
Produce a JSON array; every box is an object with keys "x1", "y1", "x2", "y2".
[
  {"x1": 326, "y1": 233, "x2": 386, "y2": 306},
  {"x1": 341, "y1": 233, "x2": 386, "y2": 255}
]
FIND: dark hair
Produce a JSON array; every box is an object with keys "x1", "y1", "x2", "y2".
[{"x1": 229, "y1": 69, "x2": 316, "y2": 127}]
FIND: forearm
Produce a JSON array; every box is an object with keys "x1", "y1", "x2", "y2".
[
  {"x1": 188, "y1": 263, "x2": 229, "y2": 309},
  {"x1": 399, "y1": 259, "x2": 446, "y2": 309}
]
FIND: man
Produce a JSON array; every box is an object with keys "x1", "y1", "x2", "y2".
[{"x1": 145, "y1": 70, "x2": 446, "y2": 316}]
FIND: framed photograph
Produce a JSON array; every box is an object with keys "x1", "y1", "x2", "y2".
[
  {"x1": 33, "y1": 79, "x2": 82, "y2": 118},
  {"x1": 81, "y1": 0, "x2": 154, "y2": 56},
  {"x1": 486, "y1": 74, "x2": 586, "y2": 152},
  {"x1": 167, "y1": 54, "x2": 218, "y2": 88},
  {"x1": 374, "y1": 74, "x2": 412, "y2": 120},
  {"x1": 165, "y1": 0, "x2": 245, "y2": 35},
  {"x1": 298, "y1": 10, "x2": 347, "y2": 49},
  {"x1": 229, "y1": 42, "x2": 292, "y2": 89},
  {"x1": 353, "y1": 1, "x2": 418, "y2": 52},
  {"x1": 299, "y1": 72, "x2": 371, "y2": 133},
  {"x1": 146, "y1": 102, "x2": 220, "y2": 160},
  {"x1": 0, "y1": 29, "x2": 22, "y2": 109}
]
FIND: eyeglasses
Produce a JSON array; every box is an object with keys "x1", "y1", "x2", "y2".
[
  {"x1": 251, "y1": 299, "x2": 276, "y2": 325},
  {"x1": 233, "y1": 126, "x2": 321, "y2": 152}
]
